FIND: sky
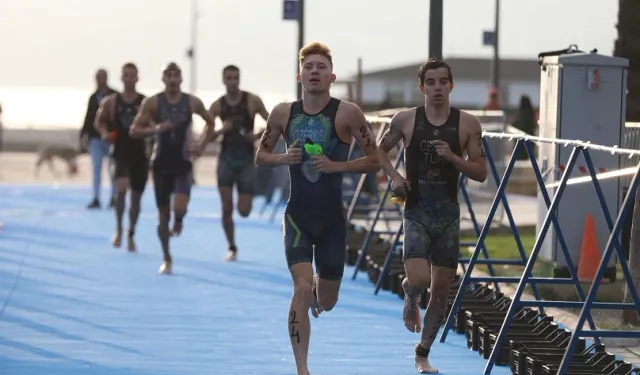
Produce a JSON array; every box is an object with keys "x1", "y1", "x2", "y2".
[{"x1": 0, "y1": 0, "x2": 620, "y2": 98}]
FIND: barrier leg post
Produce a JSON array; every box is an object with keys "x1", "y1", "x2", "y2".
[
  {"x1": 583, "y1": 149, "x2": 640, "y2": 306},
  {"x1": 440, "y1": 139, "x2": 524, "y2": 344},
  {"x1": 346, "y1": 172, "x2": 368, "y2": 223},
  {"x1": 457, "y1": 173, "x2": 497, "y2": 288},
  {"x1": 485, "y1": 138, "x2": 532, "y2": 295},
  {"x1": 348, "y1": 145, "x2": 404, "y2": 226},
  {"x1": 523, "y1": 141, "x2": 601, "y2": 336},
  {"x1": 351, "y1": 149, "x2": 405, "y2": 280},
  {"x1": 555, "y1": 161, "x2": 640, "y2": 375},
  {"x1": 482, "y1": 146, "x2": 581, "y2": 375},
  {"x1": 352, "y1": 176, "x2": 394, "y2": 280},
  {"x1": 374, "y1": 221, "x2": 403, "y2": 295},
  {"x1": 457, "y1": 177, "x2": 468, "y2": 275}
]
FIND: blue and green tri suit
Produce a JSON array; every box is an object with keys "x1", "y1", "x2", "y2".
[{"x1": 283, "y1": 98, "x2": 350, "y2": 280}]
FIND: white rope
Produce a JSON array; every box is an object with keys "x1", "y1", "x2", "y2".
[
  {"x1": 483, "y1": 131, "x2": 640, "y2": 158},
  {"x1": 364, "y1": 114, "x2": 393, "y2": 124},
  {"x1": 546, "y1": 166, "x2": 637, "y2": 189}
]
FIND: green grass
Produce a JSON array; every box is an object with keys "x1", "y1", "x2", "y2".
[
  {"x1": 460, "y1": 227, "x2": 627, "y2": 307},
  {"x1": 460, "y1": 226, "x2": 546, "y2": 277}
]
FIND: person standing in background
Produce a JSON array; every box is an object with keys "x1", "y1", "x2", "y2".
[
  {"x1": 81, "y1": 69, "x2": 116, "y2": 209},
  {"x1": 512, "y1": 95, "x2": 538, "y2": 160},
  {"x1": 483, "y1": 87, "x2": 500, "y2": 111}
]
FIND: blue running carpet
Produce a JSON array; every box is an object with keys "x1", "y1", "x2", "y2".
[{"x1": 0, "y1": 184, "x2": 512, "y2": 375}]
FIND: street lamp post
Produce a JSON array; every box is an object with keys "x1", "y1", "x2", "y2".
[
  {"x1": 296, "y1": 0, "x2": 305, "y2": 100},
  {"x1": 283, "y1": 0, "x2": 305, "y2": 100},
  {"x1": 187, "y1": 0, "x2": 199, "y2": 94},
  {"x1": 491, "y1": 0, "x2": 501, "y2": 93},
  {"x1": 428, "y1": 0, "x2": 443, "y2": 59}
]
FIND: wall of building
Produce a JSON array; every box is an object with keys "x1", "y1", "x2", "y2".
[{"x1": 360, "y1": 77, "x2": 541, "y2": 109}]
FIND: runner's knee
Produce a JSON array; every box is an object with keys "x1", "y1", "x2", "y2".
[
  {"x1": 237, "y1": 195, "x2": 252, "y2": 217},
  {"x1": 316, "y1": 280, "x2": 340, "y2": 311},
  {"x1": 130, "y1": 191, "x2": 142, "y2": 206},
  {"x1": 158, "y1": 208, "x2": 170, "y2": 224},
  {"x1": 115, "y1": 178, "x2": 129, "y2": 192},
  {"x1": 293, "y1": 281, "x2": 313, "y2": 307},
  {"x1": 404, "y1": 258, "x2": 431, "y2": 288},
  {"x1": 291, "y1": 266, "x2": 314, "y2": 306}
]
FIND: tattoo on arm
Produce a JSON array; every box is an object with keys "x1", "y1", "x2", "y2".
[
  {"x1": 476, "y1": 131, "x2": 486, "y2": 158},
  {"x1": 260, "y1": 125, "x2": 273, "y2": 150},
  {"x1": 359, "y1": 125, "x2": 376, "y2": 149},
  {"x1": 379, "y1": 130, "x2": 388, "y2": 145},
  {"x1": 379, "y1": 127, "x2": 394, "y2": 146},
  {"x1": 258, "y1": 104, "x2": 286, "y2": 152},
  {"x1": 378, "y1": 122, "x2": 405, "y2": 151}
]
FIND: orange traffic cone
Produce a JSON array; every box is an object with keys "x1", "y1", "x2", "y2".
[{"x1": 577, "y1": 213, "x2": 603, "y2": 283}]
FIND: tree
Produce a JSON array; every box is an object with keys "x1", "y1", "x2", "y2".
[{"x1": 615, "y1": 0, "x2": 640, "y2": 325}]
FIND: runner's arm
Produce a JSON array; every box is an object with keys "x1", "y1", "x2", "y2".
[
  {"x1": 377, "y1": 110, "x2": 409, "y2": 180},
  {"x1": 254, "y1": 94, "x2": 270, "y2": 122},
  {"x1": 191, "y1": 95, "x2": 216, "y2": 135},
  {"x1": 252, "y1": 94, "x2": 270, "y2": 141},
  {"x1": 255, "y1": 103, "x2": 287, "y2": 168},
  {"x1": 94, "y1": 94, "x2": 114, "y2": 138},
  {"x1": 331, "y1": 102, "x2": 380, "y2": 174},
  {"x1": 129, "y1": 96, "x2": 158, "y2": 138},
  {"x1": 199, "y1": 100, "x2": 221, "y2": 144},
  {"x1": 448, "y1": 114, "x2": 488, "y2": 182}
]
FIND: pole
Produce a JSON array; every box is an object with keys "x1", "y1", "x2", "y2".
[
  {"x1": 428, "y1": 0, "x2": 443, "y2": 59},
  {"x1": 296, "y1": 0, "x2": 305, "y2": 100},
  {"x1": 357, "y1": 57, "x2": 363, "y2": 108},
  {"x1": 491, "y1": 0, "x2": 500, "y2": 93},
  {"x1": 190, "y1": 0, "x2": 199, "y2": 94}
]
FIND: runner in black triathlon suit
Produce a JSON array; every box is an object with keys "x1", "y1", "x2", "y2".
[
  {"x1": 95, "y1": 62, "x2": 148, "y2": 252},
  {"x1": 377, "y1": 58, "x2": 488, "y2": 373},
  {"x1": 256, "y1": 42, "x2": 380, "y2": 375},
  {"x1": 130, "y1": 62, "x2": 216, "y2": 275},
  {"x1": 204, "y1": 65, "x2": 269, "y2": 262}
]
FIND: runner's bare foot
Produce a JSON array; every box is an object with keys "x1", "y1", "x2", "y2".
[
  {"x1": 415, "y1": 357, "x2": 438, "y2": 373},
  {"x1": 158, "y1": 260, "x2": 172, "y2": 275},
  {"x1": 111, "y1": 231, "x2": 122, "y2": 248},
  {"x1": 402, "y1": 278, "x2": 422, "y2": 333},
  {"x1": 127, "y1": 233, "x2": 137, "y2": 252},
  {"x1": 224, "y1": 246, "x2": 237, "y2": 262},
  {"x1": 415, "y1": 344, "x2": 438, "y2": 373},
  {"x1": 170, "y1": 221, "x2": 183, "y2": 237}
]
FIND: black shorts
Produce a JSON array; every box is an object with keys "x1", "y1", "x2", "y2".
[
  {"x1": 152, "y1": 169, "x2": 193, "y2": 207},
  {"x1": 217, "y1": 159, "x2": 255, "y2": 195},
  {"x1": 113, "y1": 159, "x2": 149, "y2": 193},
  {"x1": 283, "y1": 210, "x2": 347, "y2": 280},
  {"x1": 402, "y1": 200, "x2": 460, "y2": 269}
]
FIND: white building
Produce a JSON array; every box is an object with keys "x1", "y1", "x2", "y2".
[{"x1": 351, "y1": 57, "x2": 541, "y2": 110}]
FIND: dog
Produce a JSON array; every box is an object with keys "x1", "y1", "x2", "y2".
[{"x1": 35, "y1": 144, "x2": 80, "y2": 178}]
